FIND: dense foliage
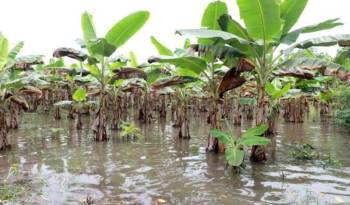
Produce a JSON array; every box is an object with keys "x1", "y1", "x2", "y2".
[{"x1": 334, "y1": 85, "x2": 350, "y2": 126}]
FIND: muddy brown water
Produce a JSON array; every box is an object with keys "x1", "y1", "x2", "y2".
[{"x1": 0, "y1": 113, "x2": 350, "y2": 205}]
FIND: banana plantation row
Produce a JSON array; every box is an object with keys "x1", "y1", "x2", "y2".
[{"x1": 1, "y1": 0, "x2": 350, "y2": 169}]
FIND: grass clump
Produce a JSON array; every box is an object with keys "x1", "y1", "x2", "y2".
[
  {"x1": 289, "y1": 143, "x2": 319, "y2": 160},
  {"x1": 0, "y1": 165, "x2": 31, "y2": 202}
]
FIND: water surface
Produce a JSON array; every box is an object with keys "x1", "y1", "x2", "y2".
[{"x1": 1, "y1": 113, "x2": 350, "y2": 204}]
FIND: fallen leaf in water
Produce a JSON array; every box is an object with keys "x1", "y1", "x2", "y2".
[
  {"x1": 335, "y1": 196, "x2": 344, "y2": 203},
  {"x1": 157, "y1": 198, "x2": 166, "y2": 204}
]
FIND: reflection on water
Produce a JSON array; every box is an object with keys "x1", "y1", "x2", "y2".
[{"x1": 0, "y1": 113, "x2": 350, "y2": 204}]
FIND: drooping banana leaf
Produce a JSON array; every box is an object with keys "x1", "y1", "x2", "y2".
[
  {"x1": 281, "y1": 19, "x2": 344, "y2": 45},
  {"x1": 300, "y1": 18, "x2": 343, "y2": 34},
  {"x1": 54, "y1": 67, "x2": 90, "y2": 77},
  {"x1": 273, "y1": 67, "x2": 315, "y2": 79},
  {"x1": 189, "y1": 44, "x2": 245, "y2": 62},
  {"x1": 218, "y1": 58, "x2": 255, "y2": 97},
  {"x1": 19, "y1": 85, "x2": 43, "y2": 97},
  {"x1": 9, "y1": 95, "x2": 29, "y2": 111},
  {"x1": 53, "y1": 47, "x2": 88, "y2": 61},
  {"x1": 281, "y1": 56, "x2": 341, "y2": 69},
  {"x1": 280, "y1": 56, "x2": 350, "y2": 84},
  {"x1": 14, "y1": 55, "x2": 44, "y2": 70},
  {"x1": 218, "y1": 70, "x2": 246, "y2": 98},
  {"x1": 112, "y1": 67, "x2": 147, "y2": 80},
  {"x1": 151, "y1": 76, "x2": 198, "y2": 89},
  {"x1": 121, "y1": 78, "x2": 148, "y2": 92},
  {"x1": 285, "y1": 34, "x2": 350, "y2": 52}
]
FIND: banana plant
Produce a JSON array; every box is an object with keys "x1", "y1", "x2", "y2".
[
  {"x1": 79, "y1": 11, "x2": 149, "y2": 141},
  {"x1": 52, "y1": 47, "x2": 89, "y2": 118},
  {"x1": 54, "y1": 87, "x2": 94, "y2": 130},
  {"x1": 152, "y1": 75, "x2": 198, "y2": 139},
  {"x1": 172, "y1": 0, "x2": 350, "y2": 162},
  {"x1": 0, "y1": 33, "x2": 29, "y2": 150},
  {"x1": 265, "y1": 81, "x2": 291, "y2": 134},
  {"x1": 120, "y1": 121, "x2": 142, "y2": 141},
  {"x1": 151, "y1": 43, "x2": 253, "y2": 152},
  {"x1": 210, "y1": 124, "x2": 270, "y2": 169},
  {"x1": 149, "y1": 36, "x2": 198, "y2": 139}
]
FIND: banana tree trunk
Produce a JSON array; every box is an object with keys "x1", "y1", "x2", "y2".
[
  {"x1": 267, "y1": 107, "x2": 279, "y2": 135},
  {"x1": 9, "y1": 102, "x2": 19, "y2": 129},
  {"x1": 320, "y1": 102, "x2": 331, "y2": 116},
  {"x1": 247, "y1": 105, "x2": 254, "y2": 120},
  {"x1": 173, "y1": 99, "x2": 181, "y2": 128},
  {"x1": 206, "y1": 99, "x2": 224, "y2": 153},
  {"x1": 159, "y1": 94, "x2": 167, "y2": 118},
  {"x1": 76, "y1": 112, "x2": 83, "y2": 130},
  {"x1": 221, "y1": 97, "x2": 229, "y2": 119},
  {"x1": 111, "y1": 96, "x2": 122, "y2": 130},
  {"x1": 30, "y1": 95, "x2": 39, "y2": 112},
  {"x1": 54, "y1": 107, "x2": 61, "y2": 120},
  {"x1": 178, "y1": 102, "x2": 190, "y2": 139},
  {"x1": 139, "y1": 92, "x2": 152, "y2": 123},
  {"x1": 283, "y1": 97, "x2": 305, "y2": 123},
  {"x1": 42, "y1": 89, "x2": 50, "y2": 112},
  {"x1": 171, "y1": 98, "x2": 176, "y2": 121},
  {"x1": 250, "y1": 86, "x2": 267, "y2": 162},
  {"x1": 233, "y1": 98, "x2": 242, "y2": 125},
  {"x1": 93, "y1": 106, "x2": 108, "y2": 141},
  {"x1": 67, "y1": 106, "x2": 75, "y2": 119},
  {"x1": 0, "y1": 107, "x2": 10, "y2": 150}
]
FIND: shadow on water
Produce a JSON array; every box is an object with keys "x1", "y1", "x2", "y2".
[{"x1": 0, "y1": 112, "x2": 350, "y2": 204}]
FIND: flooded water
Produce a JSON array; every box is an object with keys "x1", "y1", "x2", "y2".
[{"x1": 1, "y1": 112, "x2": 350, "y2": 205}]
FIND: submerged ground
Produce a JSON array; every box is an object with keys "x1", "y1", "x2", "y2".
[{"x1": 0, "y1": 113, "x2": 350, "y2": 204}]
